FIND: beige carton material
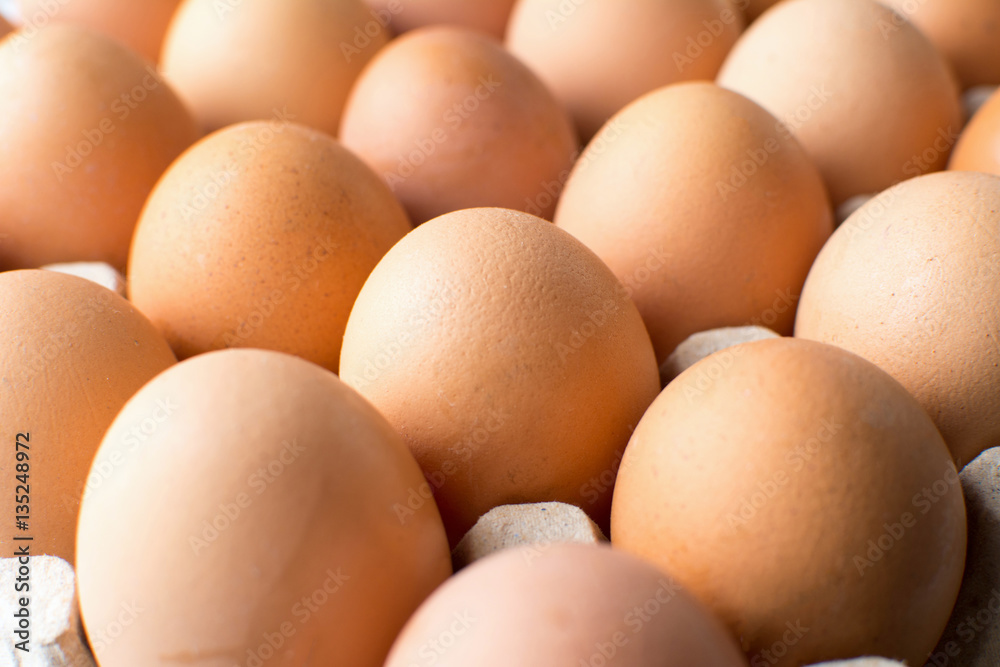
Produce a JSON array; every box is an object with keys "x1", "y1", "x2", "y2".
[
  {"x1": 660, "y1": 326, "x2": 779, "y2": 386},
  {"x1": 453, "y1": 502, "x2": 607, "y2": 569},
  {"x1": 0, "y1": 555, "x2": 96, "y2": 666},
  {"x1": 42, "y1": 262, "x2": 126, "y2": 297},
  {"x1": 926, "y1": 447, "x2": 1000, "y2": 667}
]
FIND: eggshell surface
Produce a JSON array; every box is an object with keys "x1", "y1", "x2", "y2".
[
  {"x1": 611, "y1": 338, "x2": 967, "y2": 666},
  {"x1": 76, "y1": 349, "x2": 452, "y2": 667},
  {"x1": 161, "y1": 0, "x2": 388, "y2": 135},
  {"x1": 365, "y1": 0, "x2": 517, "y2": 38},
  {"x1": 0, "y1": 270, "x2": 176, "y2": 564},
  {"x1": 385, "y1": 543, "x2": 748, "y2": 667},
  {"x1": 555, "y1": 82, "x2": 832, "y2": 364},
  {"x1": 0, "y1": 25, "x2": 199, "y2": 270},
  {"x1": 717, "y1": 0, "x2": 962, "y2": 205},
  {"x1": 339, "y1": 27, "x2": 578, "y2": 224},
  {"x1": 795, "y1": 170, "x2": 1000, "y2": 468},
  {"x1": 506, "y1": 0, "x2": 744, "y2": 139},
  {"x1": 128, "y1": 120, "x2": 411, "y2": 373},
  {"x1": 339, "y1": 208, "x2": 660, "y2": 545}
]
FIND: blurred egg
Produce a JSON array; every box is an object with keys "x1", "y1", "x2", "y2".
[
  {"x1": 506, "y1": 0, "x2": 744, "y2": 139},
  {"x1": 161, "y1": 0, "x2": 388, "y2": 135},
  {"x1": 0, "y1": 270, "x2": 176, "y2": 563},
  {"x1": 16, "y1": 0, "x2": 181, "y2": 62},
  {"x1": 339, "y1": 26, "x2": 578, "y2": 224},
  {"x1": 365, "y1": 0, "x2": 517, "y2": 38},
  {"x1": 339, "y1": 208, "x2": 660, "y2": 545},
  {"x1": 128, "y1": 120, "x2": 411, "y2": 373},
  {"x1": 883, "y1": 0, "x2": 1000, "y2": 89},
  {"x1": 950, "y1": 87, "x2": 1000, "y2": 174},
  {"x1": 385, "y1": 543, "x2": 747, "y2": 667},
  {"x1": 796, "y1": 170, "x2": 1000, "y2": 468},
  {"x1": 717, "y1": 0, "x2": 961, "y2": 205},
  {"x1": 555, "y1": 82, "x2": 832, "y2": 364},
  {"x1": 612, "y1": 337, "x2": 966, "y2": 665},
  {"x1": 738, "y1": 0, "x2": 781, "y2": 21},
  {"x1": 0, "y1": 13, "x2": 10, "y2": 36},
  {"x1": 76, "y1": 349, "x2": 452, "y2": 667},
  {"x1": 0, "y1": 25, "x2": 198, "y2": 270}
]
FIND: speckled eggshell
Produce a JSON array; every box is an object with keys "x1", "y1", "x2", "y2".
[
  {"x1": 555, "y1": 82, "x2": 832, "y2": 364},
  {"x1": 0, "y1": 270, "x2": 176, "y2": 564},
  {"x1": 717, "y1": 0, "x2": 962, "y2": 205},
  {"x1": 883, "y1": 0, "x2": 1000, "y2": 89},
  {"x1": 339, "y1": 208, "x2": 660, "y2": 545},
  {"x1": 0, "y1": 25, "x2": 199, "y2": 271},
  {"x1": 364, "y1": 0, "x2": 517, "y2": 39},
  {"x1": 506, "y1": 0, "x2": 744, "y2": 140},
  {"x1": 385, "y1": 543, "x2": 748, "y2": 667},
  {"x1": 161, "y1": 0, "x2": 388, "y2": 136},
  {"x1": 950, "y1": 88, "x2": 1000, "y2": 175},
  {"x1": 611, "y1": 337, "x2": 966, "y2": 666},
  {"x1": 16, "y1": 0, "x2": 182, "y2": 62},
  {"x1": 76, "y1": 349, "x2": 452, "y2": 667},
  {"x1": 339, "y1": 26, "x2": 578, "y2": 224},
  {"x1": 795, "y1": 170, "x2": 1000, "y2": 468},
  {"x1": 127, "y1": 120, "x2": 411, "y2": 373}
]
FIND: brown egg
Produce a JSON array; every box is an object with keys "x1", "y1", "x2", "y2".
[
  {"x1": 339, "y1": 26, "x2": 578, "y2": 224},
  {"x1": 883, "y1": 0, "x2": 1000, "y2": 89},
  {"x1": 128, "y1": 120, "x2": 411, "y2": 373},
  {"x1": 0, "y1": 14, "x2": 11, "y2": 37},
  {"x1": 364, "y1": 0, "x2": 517, "y2": 39},
  {"x1": 950, "y1": 88, "x2": 1000, "y2": 174},
  {"x1": 339, "y1": 208, "x2": 660, "y2": 545},
  {"x1": 386, "y1": 543, "x2": 748, "y2": 667},
  {"x1": 717, "y1": 0, "x2": 962, "y2": 205},
  {"x1": 506, "y1": 0, "x2": 744, "y2": 140},
  {"x1": 555, "y1": 82, "x2": 832, "y2": 364},
  {"x1": 0, "y1": 270, "x2": 176, "y2": 563},
  {"x1": 76, "y1": 349, "x2": 451, "y2": 667},
  {"x1": 795, "y1": 171, "x2": 1000, "y2": 468},
  {"x1": 612, "y1": 337, "x2": 966, "y2": 665},
  {"x1": 16, "y1": 0, "x2": 181, "y2": 63},
  {"x1": 161, "y1": 0, "x2": 388, "y2": 136},
  {"x1": 0, "y1": 25, "x2": 198, "y2": 271}
]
